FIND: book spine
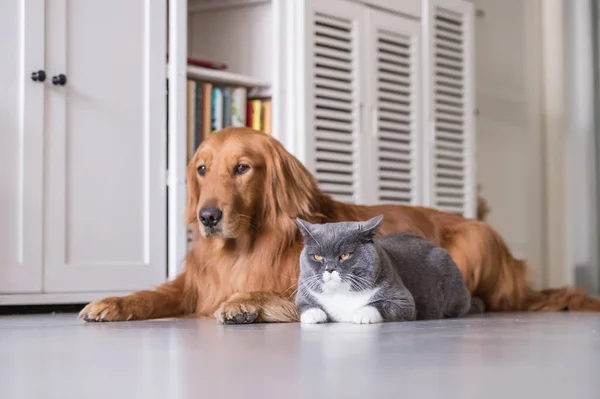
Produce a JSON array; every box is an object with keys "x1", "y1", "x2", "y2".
[
  {"x1": 222, "y1": 88, "x2": 231, "y2": 128},
  {"x1": 251, "y1": 99, "x2": 262, "y2": 131},
  {"x1": 230, "y1": 88, "x2": 247, "y2": 127},
  {"x1": 201, "y1": 83, "x2": 212, "y2": 141},
  {"x1": 194, "y1": 82, "x2": 202, "y2": 150},
  {"x1": 186, "y1": 80, "x2": 196, "y2": 161},
  {"x1": 246, "y1": 101, "x2": 253, "y2": 128},
  {"x1": 262, "y1": 99, "x2": 272, "y2": 136},
  {"x1": 211, "y1": 88, "x2": 223, "y2": 132}
]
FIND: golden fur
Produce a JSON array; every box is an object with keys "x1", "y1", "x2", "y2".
[{"x1": 79, "y1": 128, "x2": 600, "y2": 323}]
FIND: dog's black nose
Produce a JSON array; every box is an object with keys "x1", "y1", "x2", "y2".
[{"x1": 199, "y1": 207, "x2": 223, "y2": 228}]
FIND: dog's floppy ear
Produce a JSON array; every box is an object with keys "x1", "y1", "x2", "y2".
[
  {"x1": 185, "y1": 161, "x2": 201, "y2": 224},
  {"x1": 264, "y1": 138, "x2": 320, "y2": 220}
]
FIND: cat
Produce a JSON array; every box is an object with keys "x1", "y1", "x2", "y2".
[{"x1": 295, "y1": 215, "x2": 485, "y2": 324}]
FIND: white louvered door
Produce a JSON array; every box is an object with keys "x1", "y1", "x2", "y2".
[
  {"x1": 364, "y1": 10, "x2": 422, "y2": 206},
  {"x1": 423, "y1": 0, "x2": 475, "y2": 217},
  {"x1": 300, "y1": 0, "x2": 364, "y2": 203}
]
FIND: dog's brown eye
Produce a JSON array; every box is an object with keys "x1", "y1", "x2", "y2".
[
  {"x1": 197, "y1": 165, "x2": 206, "y2": 176},
  {"x1": 234, "y1": 163, "x2": 250, "y2": 175}
]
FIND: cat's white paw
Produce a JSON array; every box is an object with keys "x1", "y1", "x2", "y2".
[
  {"x1": 300, "y1": 308, "x2": 328, "y2": 324},
  {"x1": 351, "y1": 306, "x2": 383, "y2": 324}
]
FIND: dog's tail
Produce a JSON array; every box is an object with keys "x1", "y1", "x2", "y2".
[{"x1": 442, "y1": 219, "x2": 600, "y2": 312}]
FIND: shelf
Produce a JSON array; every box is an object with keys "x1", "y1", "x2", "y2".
[
  {"x1": 186, "y1": 65, "x2": 270, "y2": 88},
  {"x1": 188, "y1": 0, "x2": 271, "y2": 13}
]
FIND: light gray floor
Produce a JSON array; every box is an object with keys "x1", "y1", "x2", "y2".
[{"x1": 0, "y1": 313, "x2": 599, "y2": 399}]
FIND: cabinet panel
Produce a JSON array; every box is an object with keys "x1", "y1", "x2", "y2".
[
  {"x1": 43, "y1": 0, "x2": 167, "y2": 292},
  {"x1": 364, "y1": 9, "x2": 422, "y2": 206},
  {"x1": 424, "y1": 0, "x2": 476, "y2": 217},
  {"x1": 0, "y1": 0, "x2": 45, "y2": 293},
  {"x1": 300, "y1": 0, "x2": 365, "y2": 204}
]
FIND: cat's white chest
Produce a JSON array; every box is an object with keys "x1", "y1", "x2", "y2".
[{"x1": 311, "y1": 284, "x2": 379, "y2": 322}]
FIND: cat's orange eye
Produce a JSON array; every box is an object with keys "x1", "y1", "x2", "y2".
[
  {"x1": 313, "y1": 255, "x2": 324, "y2": 262},
  {"x1": 340, "y1": 252, "x2": 352, "y2": 261}
]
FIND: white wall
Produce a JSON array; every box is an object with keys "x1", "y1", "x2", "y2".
[{"x1": 474, "y1": 0, "x2": 545, "y2": 287}]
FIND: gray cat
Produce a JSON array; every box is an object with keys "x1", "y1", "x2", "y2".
[{"x1": 295, "y1": 215, "x2": 484, "y2": 324}]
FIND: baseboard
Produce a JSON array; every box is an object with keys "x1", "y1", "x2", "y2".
[{"x1": 0, "y1": 291, "x2": 132, "y2": 306}]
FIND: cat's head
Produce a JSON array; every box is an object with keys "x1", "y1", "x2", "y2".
[{"x1": 296, "y1": 215, "x2": 384, "y2": 292}]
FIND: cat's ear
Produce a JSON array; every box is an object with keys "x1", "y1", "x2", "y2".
[
  {"x1": 296, "y1": 218, "x2": 314, "y2": 239},
  {"x1": 358, "y1": 215, "x2": 384, "y2": 241}
]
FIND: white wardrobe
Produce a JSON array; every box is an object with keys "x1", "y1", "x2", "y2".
[
  {"x1": 296, "y1": 0, "x2": 474, "y2": 211},
  {"x1": 0, "y1": 0, "x2": 167, "y2": 303},
  {"x1": 0, "y1": 0, "x2": 474, "y2": 304}
]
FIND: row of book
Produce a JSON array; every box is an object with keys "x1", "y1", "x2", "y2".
[{"x1": 186, "y1": 79, "x2": 272, "y2": 161}]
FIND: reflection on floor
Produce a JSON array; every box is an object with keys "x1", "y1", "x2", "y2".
[{"x1": 0, "y1": 312, "x2": 599, "y2": 399}]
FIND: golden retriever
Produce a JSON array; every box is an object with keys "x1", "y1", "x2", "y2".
[{"x1": 79, "y1": 128, "x2": 600, "y2": 323}]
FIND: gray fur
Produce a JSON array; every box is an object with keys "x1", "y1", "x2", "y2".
[{"x1": 295, "y1": 215, "x2": 483, "y2": 322}]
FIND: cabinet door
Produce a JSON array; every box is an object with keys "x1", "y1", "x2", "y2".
[
  {"x1": 423, "y1": 0, "x2": 476, "y2": 217},
  {"x1": 43, "y1": 0, "x2": 167, "y2": 292},
  {"x1": 0, "y1": 1, "x2": 45, "y2": 293},
  {"x1": 364, "y1": 10, "x2": 423, "y2": 206},
  {"x1": 299, "y1": 0, "x2": 365, "y2": 204}
]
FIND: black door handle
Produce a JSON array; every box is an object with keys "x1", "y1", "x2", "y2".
[
  {"x1": 52, "y1": 74, "x2": 67, "y2": 86},
  {"x1": 31, "y1": 70, "x2": 46, "y2": 82}
]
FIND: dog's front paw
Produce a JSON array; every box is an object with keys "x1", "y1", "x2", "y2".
[
  {"x1": 78, "y1": 297, "x2": 132, "y2": 322},
  {"x1": 214, "y1": 301, "x2": 259, "y2": 325},
  {"x1": 351, "y1": 306, "x2": 383, "y2": 324},
  {"x1": 300, "y1": 308, "x2": 328, "y2": 324}
]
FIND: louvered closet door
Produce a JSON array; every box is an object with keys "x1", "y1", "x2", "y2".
[
  {"x1": 364, "y1": 10, "x2": 422, "y2": 206},
  {"x1": 301, "y1": 0, "x2": 364, "y2": 203},
  {"x1": 424, "y1": 0, "x2": 475, "y2": 217}
]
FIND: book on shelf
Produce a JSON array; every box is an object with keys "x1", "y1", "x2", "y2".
[
  {"x1": 231, "y1": 88, "x2": 247, "y2": 127},
  {"x1": 262, "y1": 99, "x2": 272, "y2": 136},
  {"x1": 201, "y1": 83, "x2": 212, "y2": 141},
  {"x1": 184, "y1": 79, "x2": 273, "y2": 162},
  {"x1": 187, "y1": 57, "x2": 227, "y2": 70},
  {"x1": 186, "y1": 80, "x2": 196, "y2": 162},
  {"x1": 249, "y1": 99, "x2": 262, "y2": 131},
  {"x1": 166, "y1": 53, "x2": 228, "y2": 71},
  {"x1": 211, "y1": 88, "x2": 223, "y2": 132},
  {"x1": 222, "y1": 88, "x2": 231, "y2": 131}
]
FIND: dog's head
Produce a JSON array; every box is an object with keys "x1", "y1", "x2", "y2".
[{"x1": 186, "y1": 127, "x2": 321, "y2": 239}]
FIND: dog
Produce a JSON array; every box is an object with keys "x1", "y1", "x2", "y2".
[{"x1": 79, "y1": 128, "x2": 600, "y2": 323}]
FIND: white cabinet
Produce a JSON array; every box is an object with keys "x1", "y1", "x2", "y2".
[
  {"x1": 295, "y1": 0, "x2": 475, "y2": 213},
  {"x1": 0, "y1": 0, "x2": 45, "y2": 293},
  {"x1": 298, "y1": 0, "x2": 440, "y2": 208},
  {"x1": 0, "y1": 0, "x2": 167, "y2": 299}
]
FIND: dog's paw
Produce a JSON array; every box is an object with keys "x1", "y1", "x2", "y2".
[
  {"x1": 78, "y1": 297, "x2": 132, "y2": 322},
  {"x1": 300, "y1": 308, "x2": 328, "y2": 324},
  {"x1": 351, "y1": 306, "x2": 383, "y2": 324},
  {"x1": 214, "y1": 301, "x2": 259, "y2": 325}
]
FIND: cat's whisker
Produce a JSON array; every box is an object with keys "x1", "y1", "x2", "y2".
[{"x1": 346, "y1": 275, "x2": 372, "y2": 291}]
